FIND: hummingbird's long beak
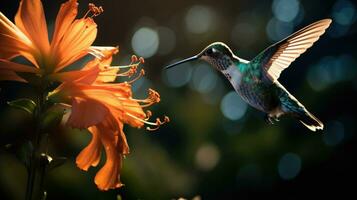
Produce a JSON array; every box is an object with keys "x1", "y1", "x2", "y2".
[{"x1": 164, "y1": 55, "x2": 200, "y2": 70}]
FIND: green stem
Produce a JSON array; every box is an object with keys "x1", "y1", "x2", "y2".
[{"x1": 25, "y1": 89, "x2": 48, "y2": 200}]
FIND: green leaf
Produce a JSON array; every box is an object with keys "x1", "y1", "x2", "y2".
[
  {"x1": 7, "y1": 98, "x2": 36, "y2": 115},
  {"x1": 40, "y1": 105, "x2": 65, "y2": 131}
]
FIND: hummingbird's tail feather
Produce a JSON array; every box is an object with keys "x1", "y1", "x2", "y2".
[
  {"x1": 278, "y1": 87, "x2": 324, "y2": 131},
  {"x1": 295, "y1": 110, "x2": 324, "y2": 132}
]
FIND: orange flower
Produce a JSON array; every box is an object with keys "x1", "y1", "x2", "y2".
[
  {"x1": 0, "y1": 0, "x2": 100, "y2": 82},
  {"x1": 50, "y1": 48, "x2": 169, "y2": 190},
  {"x1": 1, "y1": 0, "x2": 169, "y2": 191}
]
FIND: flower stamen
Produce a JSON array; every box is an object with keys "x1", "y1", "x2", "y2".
[
  {"x1": 125, "y1": 112, "x2": 170, "y2": 131},
  {"x1": 117, "y1": 89, "x2": 160, "y2": 107},
  {"x1": 146, "y1": 116, "x2": 170, "y2": 131},
  {"x1": 127, "y1": 69, "x2": 144, "y2": 83},
  {"x1": 84, "y1": 3, "x2": 104, "y2": 18},
  {"x1": 89, "y1": 3, "x2": 104, "y2": 17},
  {"x1": 98, "y1": 55, "x2": 143, "y2": 80},
  {"x1": 145, "y1": 110, "x2": 152, "y2": 120},
  {"x1": 147, "y1": 89, "x2": 160, "y2": 103},
  {"x1": 108, "y1": 55, "x2": 144, "y2": 70}
]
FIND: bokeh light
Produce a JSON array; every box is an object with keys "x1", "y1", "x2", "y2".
[
  {"x1": 190, "y1": 63, "x2": 219, "y2": 94},
  {"x1": 266, "y1": 17, "x2": 294, "y2": 41},
  {"x1": 329, "y1": 0, "x2": 356, "y2": 37},
  {"x1": 272, "y1": 0, "x2": 301, "y2": 23},
  {"x1": 185, "y1": 5, "x2": 216, "y2": 34},
  {"x1": 278, "y1": 153, "x2": 302, "y2": 180},
  {"x1": 220, "y1": 91, "x2": 248, "y2": 120},
  {"x1": 131, "y1": 27, "x2": 159, "y2": 58},
  {"x1": 332, "y1": 0, "x2": 356, "y2": 26},
  {"x1": 162, "y1": 60, "x2": 193, "y2": 87},
  {"x1": 195, "y1": 143, "x2": 221, "y2": 171}
]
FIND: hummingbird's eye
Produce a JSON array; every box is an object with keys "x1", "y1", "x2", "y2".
[{"x1": 206, "y1": 48, "x2": 217, "y2": 56}]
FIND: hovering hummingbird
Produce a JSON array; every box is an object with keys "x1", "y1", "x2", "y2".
[{"x1": 165, "y1": 19, "x2": 332, "y2": 131}]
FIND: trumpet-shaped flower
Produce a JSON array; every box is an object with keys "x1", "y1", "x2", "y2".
[{"x1": 50, "y1": 49, "x2": 169, "y2": 190}]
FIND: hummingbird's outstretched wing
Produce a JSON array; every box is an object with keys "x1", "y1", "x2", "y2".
[{"x1": 251, "y1": 19, "x2": 332, "y2": 83}]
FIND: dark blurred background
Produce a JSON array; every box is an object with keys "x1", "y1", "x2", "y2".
[{"x1": 1, "y1": 0, "x2": 357, "y2": 199}]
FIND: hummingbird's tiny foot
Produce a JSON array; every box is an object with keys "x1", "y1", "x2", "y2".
[
  {"x1": 265, "y1": 115, "x2": 274, "y2": 125},
  {"x1": 269, "y1": 118, "x2": 274, "y2": 124}
]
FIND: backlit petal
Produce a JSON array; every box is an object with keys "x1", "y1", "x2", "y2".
[
  {"x1": 76, "y1": 126, "x2": 102, "y2": 170},
  {"x1": 0, "y1": 59, "x2": 39, "y2": 73},
  {"x1": 89, "y1": 46, "x2": 119, "y2": 65},
  {"x1": 110, "y1": 100, "x2": 145, "y2": 128},
  {"x1": 67, "y1": 97, "x2": 109, "y2": 129},
  {"x1": 94, "y1": 128, "x2": 123, "y2": 190},
  {"x1": 0, "y1": 12, "x2": 37, "y2": 65},
  {"x1": 0, "y1": 33, "x2": 27, "y2": 59},
  {"x1": 0, "y1": 70, "x2": 27, "y2": 82},
  {"x1": 15, "y1": 0, "x2": 50, "y2": 57},
  {"x1": 117, "y1": 123, "x2": 130, "y2": 155},
  {"x1": 55, "y1": 18, "x2": 97, "y2": 72},
  {"x1": 51, "y1": 0, "x2": 78, "y2": 50},
  {"x1": 47, "y1": 65, "x2": 100, "y2": 83},
  {"x1": 88, "y1": 46, "x2": 119, "y2": 83}
]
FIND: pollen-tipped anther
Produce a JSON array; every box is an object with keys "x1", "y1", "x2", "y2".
[{"x1": 88, "y1": 3, "x2": 104, "y2": 17}]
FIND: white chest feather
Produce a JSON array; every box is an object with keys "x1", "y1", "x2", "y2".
[{"x1": 221, "y1": 65, "x2": 242, "y2": 91}]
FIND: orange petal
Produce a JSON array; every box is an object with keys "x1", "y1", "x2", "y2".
[
  {"x1": 0, "y1": 12, "x2": 32, "y2": 45},
  {"x1": 0, "y1": 33, "x2": 26, "y2": 59},
  {"x1": 64, "y1": 84, "x2": 131, "y2": 105},
  {"x1": 15, "y1": 0, "x2": 50, "y2": 56},
  {"x1": 119, "y1": 99, "x2": 146, "y2": 128},
  {"x1": 97, "y1": 111, "x2": 119, "y2": 131},
  {"x1": 82, "y1": 58, "x2": 100, "y2": 71},
  {"x1": 0, "y1": 59, "x2": 39, "y2": 73},
  {"x1": 54, "y1": 18, "x2": 97, "y2": 72},
  {"x1": 67, "y1": 97, "x2": 109, "y2": 129},
  {"x1": 100, "y1": 114, "x2": 129, "y2": 155},
  {"x1": 51, "y1": 0, "x2": 78, "y2": 50},
  {"x1": 47, "y1": 65, "x2": 100, "y2": 83},
  {"x1": 88, "y1": 46, "x2": 119, "y2": 83},
  {"x1": 96, "y1": 66, "x2": 119, "y2": 83},
  {"x1": 94, "y1": 129, "x2": 123, "y2": 190},
  {"x1": 76, "y1": 126, "x2": 102, "y2": 170},
  {"x1": 0, "y1": 70, "x2": 27, "y2": 82},
  {"x1": 0, "y1": 33, "x2": 39, "y2": 67},
  {"x1": 70, "y1": 84, "x2": 145, "y2": 128},
  {"x1": 83, "y1": 83, "x2": 132, "y2": 98},
  {"x1": 89, "y1": 46, "x2": 119, "y2": 65},
  {"x1": 74, "y1": 60, "x2": 103, "y2": 84},
  {"x1": 0, "y1": 13, "x2": 38, "y2": 65},
  {"x1": 116, "y1": 122, "x2": 130, "y2": 155}
]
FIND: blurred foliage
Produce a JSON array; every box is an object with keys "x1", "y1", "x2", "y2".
[
  {"x1": 1, "y1": 0, "x2": 357, "y2": 199},
  {"x1": 7, "y1": 98, "x2": 36, "y2": 115}
]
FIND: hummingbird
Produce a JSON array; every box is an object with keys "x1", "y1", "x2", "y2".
[{"x1": 165, "y1": 19, "x2": 332, "y2": 131}]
